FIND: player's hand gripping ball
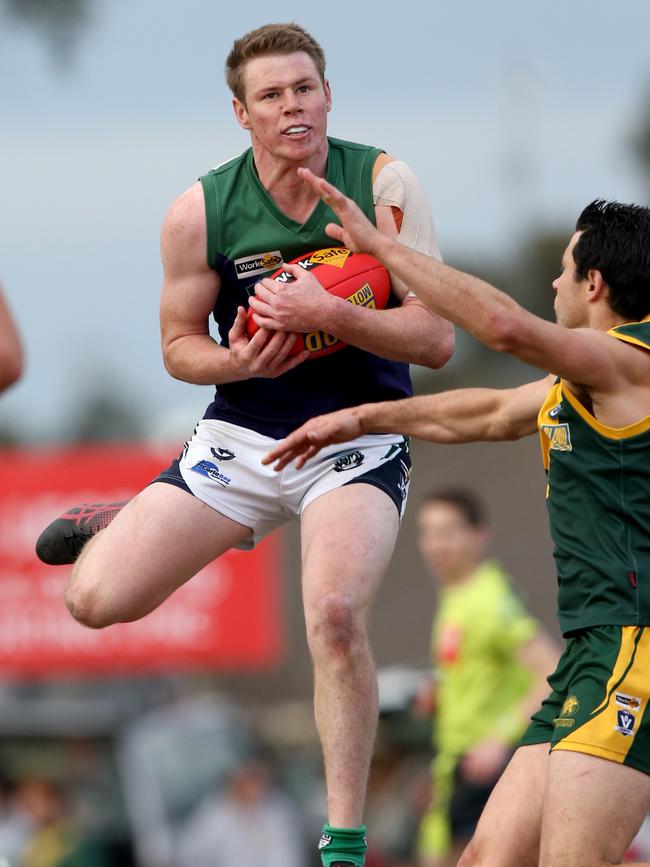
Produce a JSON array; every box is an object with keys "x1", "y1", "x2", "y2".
[{"x1": 246, "y1": 247, "x2": 391, "y2": 359}]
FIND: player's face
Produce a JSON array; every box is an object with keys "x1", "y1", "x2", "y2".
[
  {"x1": 552, "y1": 232, "x2": 589, "y2": 328},
  {"x1": 417, "y1": 502, "x2": 487, "y2": 584},
  {"x1": 234, "y1": 52, "x2": 331, "y2": 164}
]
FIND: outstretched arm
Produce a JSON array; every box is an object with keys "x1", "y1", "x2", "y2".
[
  {"x1": 263, "y1": 375, "x2": 552, "y2": 470},
  {"x1": 297, "y1": 168, "x2": 626, "y2": 390}
]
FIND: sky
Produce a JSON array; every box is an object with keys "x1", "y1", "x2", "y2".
[{"x1": 1, "y1": 0, "x2": 649, "y2": 442}]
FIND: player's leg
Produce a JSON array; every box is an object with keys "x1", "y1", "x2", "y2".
[
  {"x1": 539, "y1": 750, "x2": 650, "y2": 867},
  {"x1": 65, "y1": 482, "x2": 251, "y2": 627},
  {"x1": 457, "y1": 743, "x2": 549, "y2": 867},
  {"x1": 301, "y1": 483, "x2": 399, "y2": 864}
]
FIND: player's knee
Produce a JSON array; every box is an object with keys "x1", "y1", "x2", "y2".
[
  {"x1": 306, "y1": 592, "x2": 364, "y2": 659},
  {"x1": 65, "y1": 574, "x2": 115, "y2": 629}
]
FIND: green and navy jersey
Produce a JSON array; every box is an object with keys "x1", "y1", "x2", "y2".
[
  {"x1": 199, "y1": 137, "x2": 413, "y2": 438},
  {"x1": 538, "y1": 316, "x2": 650, "y2": 635},
  {"x1": 433, "y1": 561, "x2": 538, "y2": 756}
]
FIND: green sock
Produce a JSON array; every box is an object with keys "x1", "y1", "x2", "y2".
[{"x1": 318, "y1": 823, "x2": 368, "y2": 867}]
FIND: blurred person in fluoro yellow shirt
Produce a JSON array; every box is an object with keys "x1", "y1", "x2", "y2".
[{"x1": 413, "y1": 489, "x2": 558, "y2": 867}]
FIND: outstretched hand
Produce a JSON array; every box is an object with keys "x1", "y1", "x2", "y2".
[
  {"x1": 262, "y1": 407, "x2": 365, "y2": 471},
  {"x1": 297, "y1": 167, "x2": 384, "y2": 258}
]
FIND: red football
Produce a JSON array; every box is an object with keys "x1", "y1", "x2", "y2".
[{"x1": 246, "y1": 247, "x2": 391, "y2": 359}]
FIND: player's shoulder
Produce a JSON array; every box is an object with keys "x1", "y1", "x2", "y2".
[
  {"x1": 161, "y1": 182, "x2": 206, "y2": 252},
  {"x1": 200, "y1": 149, "x2": 249, "y2": 182}
]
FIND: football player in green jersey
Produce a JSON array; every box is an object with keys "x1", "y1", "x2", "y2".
[
  {"x1": 265, "y1": 177, "x2": 650, "y2": 866},
  {"x1": 47, "y1": 23, "x2": 453, "y2": 867},
  {"x1": 414, "y1": 489, "x2": 557, "y2": 867}
]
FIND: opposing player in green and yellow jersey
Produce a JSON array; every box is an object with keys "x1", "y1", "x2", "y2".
[{"x1": 265, "y1": 177, "x2": 650, "y2": 867}]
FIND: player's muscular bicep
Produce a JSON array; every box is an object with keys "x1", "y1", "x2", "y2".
[{"x1": 159, "y1": 184, "x2": 221, "y2": 349}]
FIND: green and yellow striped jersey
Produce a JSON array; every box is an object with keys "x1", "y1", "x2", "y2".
[{"x1": 538, "y1": 316, "x2": 650, "y2": 635}]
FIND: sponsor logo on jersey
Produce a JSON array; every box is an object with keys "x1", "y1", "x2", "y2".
[
  {"x1": 190, "y1": 460, "x2": 232, "y2": 487},
  {"x1": 346, "y1": 282, "x2": 376, "y2": 308},
  {"x1": 541, "y1": 422, "x2": 573, "y2": 452},
  {"x1": 552, "y1": 716, "x2": 575, "y2": 728},
  {"x1": 333, "y1": 449, "x2": 365, "y2": 472},
  {"x1": 210, "y1": 447, "x2": 236, "y2": 461},
  {"x1": 234, "y1": 250, "x2": 283, "y2": 279},
  {"x1": 615, "y1": 710, "x2": 636, "y2": 736},
  {"x1": 318, "y1": 834, "x2": 332, "y2": 850},
  {"x1": 308, "y1": 247, "x2": 351, "y2": 268},
  {"x1": 616, "y1": 693, "x2": 642, "y2": 711}
]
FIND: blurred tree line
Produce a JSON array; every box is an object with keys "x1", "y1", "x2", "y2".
[{"x1": 1, "y1": 0, "x2": 94, "y2": 64}]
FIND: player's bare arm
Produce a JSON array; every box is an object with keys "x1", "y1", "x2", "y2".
[
  {"x1": 298, "y1": 168, "x2": 650, "y2": 409},
  {"x1": 160, "y1": 183, "x2": 308, "y2": 385},
  {"x1": 0, "y1": 287, "x2": 23, "y2": 392},
  {"x1": 263, "y1": 375, "x2": 553, "y2": 471},
  {"x1": 248, "y1": 155, "x2": 453, "y2": 369}
]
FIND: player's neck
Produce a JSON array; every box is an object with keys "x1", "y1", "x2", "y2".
[{"x1": 253, "y1": 144, "x2": 328, "y2": 224}]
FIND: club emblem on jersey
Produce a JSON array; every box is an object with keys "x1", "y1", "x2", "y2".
[
  {"x1": 615, "y1": 710, "x2": 636, "y2": 736},
  {"x1": 190, "y1": 460, "x2": 232, "y2": 487},
  {"x1": 234, "y1": 250, "x2": 283, "y2": 279},
  {"x1": 333, "y1": 449, "x2": 364, "y2": 472},
  {"x1": 541, "y1": 423, "x2": 573, "y2": 452}
]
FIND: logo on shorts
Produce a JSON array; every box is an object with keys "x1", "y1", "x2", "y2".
[
  {"x1": 333, "y1": 449, "x2": 364, "y2": 472},
  {"x1": 553, "y1": 694, "x2": 579, "y2": 728},
  {"x1": 615, "y1": 710, "x2": 636, "y2": 736},
  {"x1": 561, "y1": 695, "x2": 580, "y2": 716},
  {"x1": 398, "y1": 459, "x2": 411, "y2": 500},
  {"x1": 318, "y1": 834, "x2": 332, "y2": 850},
  {"x1": 616, "y1": 693, "x2": 642, "y2": 711},
  {"x1": 190, "y1": 460, "x2": 232, "y2": 487},
  {"x1": 210, "y1": 447, "x2": 236, "y2": 461},
  {"x1": 234, "y1": 250, "x2": 283, "y2": 280}
]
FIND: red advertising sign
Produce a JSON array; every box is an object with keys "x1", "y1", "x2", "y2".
[{"x1": 0, "y1": 446, "x2": 284, "y2": 677}]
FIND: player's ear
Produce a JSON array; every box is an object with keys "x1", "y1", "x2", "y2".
[
  {"x1": 324, "y1": 79, "x2": 332, "y2": 113},
  {"x1": 233, "y1": 97, "x2": 250, "y2": 130},
  {"x1": 586, "y1": 269, "x2": 607, "y2": 304}
]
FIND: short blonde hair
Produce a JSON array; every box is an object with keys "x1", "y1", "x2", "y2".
[{"x1": 226, "y1": 23, "x2": 326, "y2": 104}]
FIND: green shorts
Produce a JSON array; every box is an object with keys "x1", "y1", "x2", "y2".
[{"x1": 521, "y1": 625, "x2": 650, "y2": 775}]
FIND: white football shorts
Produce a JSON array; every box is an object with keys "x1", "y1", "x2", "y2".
[{"x1": 153, "y1": 419, "x2": 411, "y2": 549}]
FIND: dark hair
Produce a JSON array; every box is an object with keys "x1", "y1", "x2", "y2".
[
  {"x1": 226, "y1": 23, "x2": 326, "y2": 104},
  {"x1": 574, "y1": 200, "x2": 650, "y2": 322},
  {"x1": 420, "y1": 488, "x2": 487, "y2": 528}
]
